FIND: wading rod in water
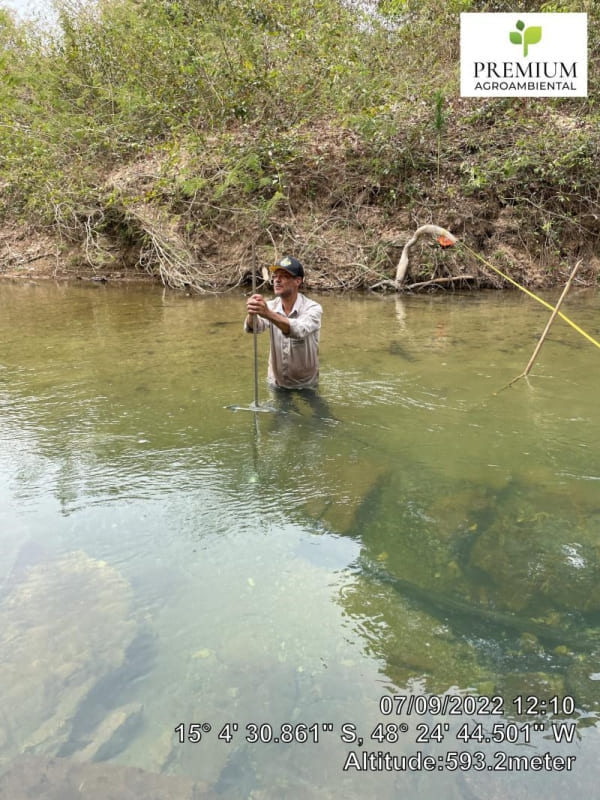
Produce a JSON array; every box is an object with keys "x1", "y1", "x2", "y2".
[
  {"x1": 226, "y1": 247, "x2": 276, "y2": 413},
  {"x1": 251, "y1": 246, "x2": 260, "y2": 408}
]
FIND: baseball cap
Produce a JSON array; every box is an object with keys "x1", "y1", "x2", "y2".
[{"x1": 269, "y1": 256, "x2": 304, "y2": 278}]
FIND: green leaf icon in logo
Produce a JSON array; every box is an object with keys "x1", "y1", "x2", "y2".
[{"x1": 510, "y1": 20, "x2": 542, "y2": 57}]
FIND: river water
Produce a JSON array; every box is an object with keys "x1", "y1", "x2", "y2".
[{"x1": 0, "y1": 281, "x2": 599, "y2": 798}]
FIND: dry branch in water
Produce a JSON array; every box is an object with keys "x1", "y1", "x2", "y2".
[
  {"x1": 394, "y1": 224, "x2": 457, "y2": 285},
  {"x1": 370, "y1": 224, "x2": 457, "y2": 291}
]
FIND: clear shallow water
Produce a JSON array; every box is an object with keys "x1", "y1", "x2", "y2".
[{"x1": 0, "y1": 281, "x2": 599, "y2": 798}]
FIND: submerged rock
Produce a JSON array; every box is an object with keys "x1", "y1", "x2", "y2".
[
  {"x1": 469, "y1": 516, "x2": 600, "y2": 614},
  {"x1": 565, "y1": 657, "x2": 600, "y2": 712},
  {"x1": 0, "y1": 755, "x2": 216, "y2": 800},
  {"x1": 0, "y1": 551, "x2": 137, "y2": 769},
  {"x1": 495, "y1": 671, "x2": 565, "y2": 714},
  {"x1": 69, "y1": 702, "x2": 144, "y2": 763},
  {"x1": 341, "y1": 575, "x2": 485, "y2": 692},
  {"x1": 341, "y1": 469, "x2": 600, "y2": 700}
]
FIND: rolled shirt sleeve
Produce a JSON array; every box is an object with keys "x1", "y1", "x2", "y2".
[
  {"x1": 244, "y1": 315, "x2": 268, "y2": 334},
  {"x1": 288, "y1": 302, "x2": 322, "y2": 340}
]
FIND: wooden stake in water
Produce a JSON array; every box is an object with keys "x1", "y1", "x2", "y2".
[{"x1": 507, "y1": 259, "x2": 582, "y2": 388}]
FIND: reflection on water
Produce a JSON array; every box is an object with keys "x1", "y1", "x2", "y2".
[{"x1": 1, "y1": 282, "x2": 600, "y2": 798}]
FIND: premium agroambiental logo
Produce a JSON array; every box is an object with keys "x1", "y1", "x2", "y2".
[
  {"x1": 461, "y1": 13, "x2": 587, "y2": 97},
  {"x1": 509, "y1": 20, "x2": 542, "y2": 58}
]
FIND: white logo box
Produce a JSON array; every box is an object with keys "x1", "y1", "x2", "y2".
[{"x1": 460, "y1": 13, "x2": 587, "y2": 97}]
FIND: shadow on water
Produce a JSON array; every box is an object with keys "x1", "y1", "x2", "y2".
[
  {"x1": 388, "y1": 339, "x2": 418, "y2": 362},
  {"x1": 268, "y1": 385, "x2": 339, "y2": 422},
  {"x1": 337, "y1": 469, "x2": 600, "y2": 716}
]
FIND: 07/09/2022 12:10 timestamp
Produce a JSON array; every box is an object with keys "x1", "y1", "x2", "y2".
[{"x1": 377, "y1": 692, "x2": 576, "y2": 717}]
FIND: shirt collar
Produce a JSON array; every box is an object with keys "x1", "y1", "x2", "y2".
[{"x1": 274, "y1": 292, "x2": 303, "y2": 317}]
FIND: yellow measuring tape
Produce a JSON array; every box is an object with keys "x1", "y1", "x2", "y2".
[{"x1": 460, "y1": 243, "x2": 600, "y2": 351}]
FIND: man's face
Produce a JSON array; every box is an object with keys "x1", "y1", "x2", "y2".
[{"x1": 272, "y1": 269, "x2": 301, "y2": 298}]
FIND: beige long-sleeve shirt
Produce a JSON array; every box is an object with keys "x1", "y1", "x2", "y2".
[{"x1": 245, "y1": 293, "x2": 322, "y2": 389}]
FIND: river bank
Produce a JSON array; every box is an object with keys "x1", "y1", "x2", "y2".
[
  {"x1": 2, "y1": 182, "x2": 598, "y2": 294},
  {"x1": 2, "y1": 2, "x2": 599, "y2": 293},
  {"x1": 2, "y1": 112, "x2": 598, "y2": 294}
]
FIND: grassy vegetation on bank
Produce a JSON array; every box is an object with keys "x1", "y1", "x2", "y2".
[{"x1": 1, "y1": 0, "x2": 598, "y2": 291}]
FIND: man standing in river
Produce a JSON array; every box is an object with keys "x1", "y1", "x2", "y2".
[{"x1": 244, "y1": 256, "x2": 322, "y2": 390}]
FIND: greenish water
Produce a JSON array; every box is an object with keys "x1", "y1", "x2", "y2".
[{"x1": 1, "y1": 281, "x2": 599, "y2": 798}]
